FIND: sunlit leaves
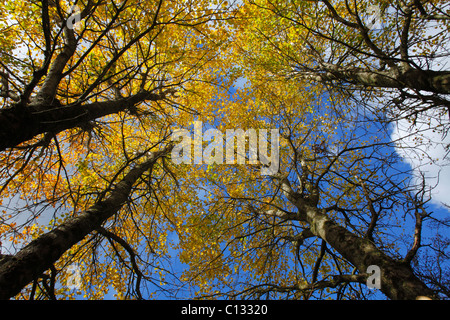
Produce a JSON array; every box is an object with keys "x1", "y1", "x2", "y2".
[{"x1": 1, "y1": 0, "x2": 447, "y2": 300}]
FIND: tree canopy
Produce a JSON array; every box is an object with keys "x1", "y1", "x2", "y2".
[{"x1": 0, "y1": 0, "x2": 449, "y2": 300}]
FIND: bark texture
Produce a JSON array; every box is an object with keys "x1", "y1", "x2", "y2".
[
  {"x1": 275, "y1": 173, "x2": 437, "y2": 300},
  {"x1": 0, "y1": 90, "x2": 169, "y2": 152},
  {"x1": 306, "y1": 68, "x2": 450, "y2": 94},
  {"x1": 0, "y1": 146, "x2": 170, "y2": 300},
  {"x1": 303, "y1": 204, "x2": 436, "y2": 300}
]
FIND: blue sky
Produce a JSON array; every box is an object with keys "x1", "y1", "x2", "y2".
[{"x1": 1, "y1": 1, "x2": 449, "y2": 300}]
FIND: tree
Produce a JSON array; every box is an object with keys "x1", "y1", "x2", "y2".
[
  {"x1": 0, "y1": 144, "x2": 172, "y2": 299},
  {"x1": 165, "y1": 0, "x2": 449, "y2": 300},
  {"x1": 169, "y1": 73, "x2": 444, "y2": 299},
  {"x1": 240, "y1": 0, "x2": 450, "y2": 127},
  {"x1": 0, "y1": 0, "x2": 235, "y2": 299},
  {"x1": 0, "y1": 0, "x2": 234, "y2": 151},
  {"x1": 0, "y1": 0, "x2": 448, "y2": 301}
]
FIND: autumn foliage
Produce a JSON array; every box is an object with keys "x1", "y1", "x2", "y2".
[{"x1": 0, "y1": 0, "x2": 449, "y2": 300}]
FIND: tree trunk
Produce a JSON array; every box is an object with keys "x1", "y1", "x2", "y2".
[
  {"x1": 0, "y1": 90, "x2": 166, "y2": 152},
  {"x1": 303, "y1": 204, "x2": 437, "y2": 300},
  {"x1": 0, "y1": 146, "x2": 170, "y2": 300},
  {"x1": 308, "y1": 68, "x2": 450, "y2": 94}
]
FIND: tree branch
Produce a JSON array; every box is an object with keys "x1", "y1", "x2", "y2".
[
  {"x1": 96, "y1": 226, "x2": 145, "y2": 299},
  {"x1": 0, "y1": 88, "x2": 174, "y2": 151},
  {"x1": 0, "y1": 145, "x2": 172, "y2": 299},
  {"x1": 250, "y1": 273, "x2": 368, "y2": 297}
]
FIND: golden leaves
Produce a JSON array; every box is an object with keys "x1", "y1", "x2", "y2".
[{"x1": 2, "y1": 0, "x2": 442, "y2": 301}]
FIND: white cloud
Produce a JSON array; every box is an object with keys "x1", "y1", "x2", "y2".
[{"x1": 391, "y1": 110, "x2": 450, "y2": 208}]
